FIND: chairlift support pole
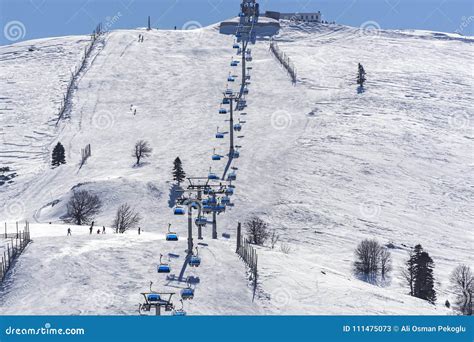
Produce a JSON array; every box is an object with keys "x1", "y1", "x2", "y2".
[
  {"x1": 197, "y1": 189, "x2": 203, "y2": 240},
  {"x1": 187, "y1": 206, "x2": 193, "y2": 255},
  {"x1": 212, "y1": 192, "x2": 218, "y2": 239}
]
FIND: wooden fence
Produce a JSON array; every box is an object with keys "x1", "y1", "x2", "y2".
[
  {"x1": 56, "y1": 23, "x2": 103, "y2": 126},
  {"x1": 269, "y1": 40, "x2": 297, "y2": 84},
  {"x1": 1, "y1": 222, "x2": 31, "y2": 283},
  {"x1": 236, "y1": 222, "x2": 258, "y2": 290}
]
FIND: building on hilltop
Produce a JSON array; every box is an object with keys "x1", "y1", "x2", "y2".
[{"x1": 265, "y1": 11, "x2": 322, "y2": 23}]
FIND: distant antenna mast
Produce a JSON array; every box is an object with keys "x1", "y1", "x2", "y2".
[{"x1": 147, "y1": 16, "x2": 151, "y2": 31}]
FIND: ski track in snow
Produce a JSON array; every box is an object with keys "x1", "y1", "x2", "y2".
[{"x1": 0, "y1": 23, "x2": 473, "y2": 315}]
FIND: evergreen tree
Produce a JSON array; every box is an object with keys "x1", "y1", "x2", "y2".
[
  {"x1": 404, "y1": 244, "x2": 436, "y2": 304},
  {"x1": 357, "y1": 63, "x2": 366, "y2": 87},
  {"x1": 173, "y1": 157, "x2": 186, "y2": 185},
  {"x1": 414, "y1": 249, "x2": 436, "y2": 304},
  {"x1": 51, "y1": 142, "x2": 66, "y2": 167}
]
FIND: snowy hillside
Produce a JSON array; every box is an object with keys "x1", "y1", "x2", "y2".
[{"x1": 0, "y1": 21, "x2": 472, "y2": 315}]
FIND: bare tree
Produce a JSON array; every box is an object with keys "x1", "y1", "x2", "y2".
[
  {"x1": 133, "y1": 140, "x2": 152, "y2": 166},
  {"x1": 245, "y1": 216, "x2": 269, "y2": 246},
  {"x1": 270, "y1": 229, "x2": 280, "y2": 249},
  {"x1": 353, "y1": 239, "x2": 391, "y2": 283},
  {"x1": 112, "y1": 203, "x2": 141, "y2": 233},
  {"x1": 380, "y1": 248, "x2": 392, "y2": 279},
  {"x1": 65, "y1": 190, "x2": 102, "y2": 225},
  {"x1": 450, "y1": 265, "x2": 473, "y2": 315}
]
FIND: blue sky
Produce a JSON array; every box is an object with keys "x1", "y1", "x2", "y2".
[{"x1": 0, "y1": 0, "x2": 473, "y2": 45}]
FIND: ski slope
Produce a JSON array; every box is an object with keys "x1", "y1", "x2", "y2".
[{"x1": 0, "y1": 21, "x2": 472, "y2": 315}]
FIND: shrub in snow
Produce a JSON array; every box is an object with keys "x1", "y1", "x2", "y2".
[{"x1": 245, "y1": 216, "x2": 269, "y2": 246}]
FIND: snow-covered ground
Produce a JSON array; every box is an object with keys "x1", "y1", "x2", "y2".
[{"x1": 0, "y1": 21, "x2": 472, "y2": 315}]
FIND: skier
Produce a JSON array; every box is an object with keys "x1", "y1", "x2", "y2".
[
  {"x1": 67, "y1": 228, "x2": 72, "y2": 236},
  {"x1": 102, "y1": 226, "x2": 106, "y2": 234},
  {"x1": 134, "y1": 109, "x2": 137, "y2": 115},
  {"x1": 138, "y1": 227, "x2": 141, "y2": 235},
  {"x1": 97, "y1": 229, "x2": 101, "y2": 234}
]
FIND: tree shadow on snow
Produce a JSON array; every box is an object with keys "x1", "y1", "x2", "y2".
[{"x1": 168, "y1": 184, "x2": 183, "y2": 208}]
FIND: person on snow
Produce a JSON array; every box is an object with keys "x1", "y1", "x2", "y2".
[
  {"x1": 102, "y1": 226, "x2": 106, "y2": 234},
  {"x1": 138, "y1": 227, "x2": 141, "y2": 235},
  {"x1": 89, "y1": 221, "x2": 94, "y2": 234},
  {"x1": 67, "y1": 228, "x2": 72, "y2": 236},
  {"x1": 97, "y1": 229, "x2": 101, "y2": 234}
]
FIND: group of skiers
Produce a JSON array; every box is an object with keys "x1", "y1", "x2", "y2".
[
  {"x1": 66, "y1": 221, "x2": 142, "y2": 235},
  {"x1": 138, "y1": 34, "x2": 145, "y2": 43}
]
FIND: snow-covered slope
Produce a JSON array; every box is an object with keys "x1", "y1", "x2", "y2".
[{"x1": 0, "y1": 22, "x2": 472, "y2": 315}]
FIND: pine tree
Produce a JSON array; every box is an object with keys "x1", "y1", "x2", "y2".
[
  {"x1": 173, "y1": 157, "x2": 186, "y2": 185},
  {"x1": 52, "y1": 142, "x2": 66, "y2": 167},
  {"x1": 404, "y1": 244, "x2": 436, "y2": 304},
  {"x1": 414, "y1": 250, "x2": 436, "y2": 304},
  {"x1": 357, "y1": 63, "x2": 366, "y2": 87}
]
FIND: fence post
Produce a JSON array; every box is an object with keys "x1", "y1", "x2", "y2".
[{"x1": 236, "y1": 222, "x2": 241, "y2": 253}]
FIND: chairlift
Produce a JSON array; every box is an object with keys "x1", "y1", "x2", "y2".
[
  {"x1": 219, "y1": 108, "x2": 227, "y2": 114},
  {"x1": 173, "y1": 299, "x2": 187, "y2": 316},
  {"x1": 212, "y1": 205, "x2": 226, "y2": 213},
  {"x1": 181, "y1": 287, "x2": 194, "y2": 300},
  {"x1": 225, "y1": 187, "x2": 234, "y2": 196},
  {"x1": 233, "y1": 43, "x2": 239, "y2": 49},
  {"x1": 225, "y1": 89, "x2": 233, "y2": 95},
  {"x1": 208, "y1": 167, "x2": 219, "y2": 180},
  {"x1": 216, "y1": 127, "x2": 225, "y2": 139},
  {"x1": 203, "y1": 205, "x2": 213, "y2": 214},
  {"x1": 243, "y1": 87, "x2": 249, "y2": 95},
  {"x1": 147, "y1": 294, "x2": 161, "y2": 303},
  {"x1": 166, "y1": 223, "x2": 179, "y2": 241},
  {"x1": 195, "y1": 216, "x2": 207, "y2": 226},
  {"x1": 234, "y1": 123, "x2": 242, "y2": 132},
  {"x1": 222, "y1": 98, "x2": 230, "y2": 105},
  {"x1": 174, "y1": 206, "x2": 185, "y2": 215},
  {"x1": 221, "y1": 196, "x2": 231, "y2": 205},
  {"x1": 203, "y1": 187, "x2": 214, "y2": 195},
  {"x1": 227, "y1": 171, "x2": 237, "y2": 181},
  {"x1": 157, "y1": 254, "x2": 171, "y2": 273},
  {"x1": 188, "y1": 247, "x2": 201, "y2": 267},
  {"x1": 227, "y1": 76, "x2": 235, "y2": 82},
  {"x1": 212, "y1": 148, "x2": 222, "y2": 161},
  {"x1": 231, "y1": 60, "x2": 239, "y2": 67}
]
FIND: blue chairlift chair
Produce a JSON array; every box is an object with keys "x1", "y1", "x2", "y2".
[
  {"x1": 174, "y1": 206, "x2": 185, "y2": 215},
  {"x1": 166, "y1": 223, "x2": 178, "y2": 241},
  {"x1": 157, "y1": 254, "x2": 171, "y2": 273},
  {"x1": 188, "y1": 247, "x2": 201, "y2": 267}
]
